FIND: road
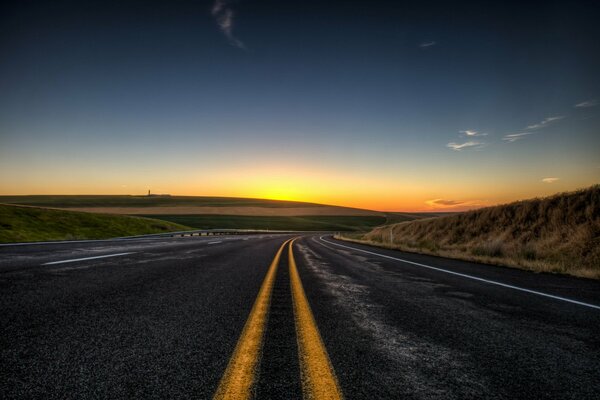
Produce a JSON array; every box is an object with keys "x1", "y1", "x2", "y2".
[{"x1": 1, "y1": 234, "x2": 599, "y2": 399}]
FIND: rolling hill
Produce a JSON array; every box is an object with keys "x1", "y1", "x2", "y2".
[
  {"x1": 0, "y1": 195, "x2": 437, "y2": 232},
  {"x1": 343, "y1": 185, "x2": 600, "y2": 279},
  {"x1": 0, "y1": 204, "x2": 190, "y2": 243}
]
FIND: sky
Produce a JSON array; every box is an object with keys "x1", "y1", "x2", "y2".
[{"x1": 0, "y1": 0, "x2": 599, "y2": 211}]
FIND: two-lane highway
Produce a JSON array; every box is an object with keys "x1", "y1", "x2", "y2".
[
  {"x1": 1, "y1": 234, "x2": 599, "y2": 399},
  {"x1": 0, "y1": 234, "x2": 294, "y2": 398}
]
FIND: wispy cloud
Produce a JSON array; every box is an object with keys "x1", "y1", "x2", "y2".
[
  {"x1": 420, "y1": 41, "x2": 436, "y2": 48},
  {"x1": 446, "y1": 141, "x2": 483, "y2": 151},
  {"x1": 460, "y1": 130, "x2": 487, "y2": 137},
  {"x1": 426, "y1": 199, "x2": 465, "y2": 206},
  {"x1": 502, "y1": 115, "x2": 564, "y2": 143},
  {"x1": 574, "y1": 99, "x2": 598, "y2": 108},
  {"x1": 526, "y1": 116, "x2": 564, "y2": 130},
  {"x1": 425, "y1": 198, "x2": 483, "y2": 210},
  {"x1": 502, "y1": 132, "x2": 534, "y2": 142},
  {"x1": 542, "y1": 177, "x2": 559, "y2": 183},
  {"x1": 212, "y1": 0, "x2": 245, "y2": 49}
]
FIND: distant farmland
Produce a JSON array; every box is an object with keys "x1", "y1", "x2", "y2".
[
  {"x1": 0, "y1": 195, "x2": 368, "y2": 210},
  {"x1": 142, "y1": 215, "x2": 387, "y2": 231},
  {"x1": 0, "y1": 195, "x2": 440, "y2": 233}
]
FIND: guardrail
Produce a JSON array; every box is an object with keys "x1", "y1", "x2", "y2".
[
  {"x1": 118, "y1": 229, "x2": 311, "y2": 240},
  {"x1": 0, "y1": 230, "x2": 319, "y2": 247}
]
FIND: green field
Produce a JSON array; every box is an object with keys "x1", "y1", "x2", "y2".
[
  {"x1": 0, "y1": 195, "x2": 326, "y2": 208},
  {"x1": 144, "y1": 215, "x2": 386, "y2": 231},
  {"x1": 0, "y1": 205, "x2": 190, "y2": 243},
  {"x1": 0, "y1": 196, "x2": 443, "y2": 238}
]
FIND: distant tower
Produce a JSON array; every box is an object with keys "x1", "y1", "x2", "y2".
[{"x1": 148, "y1": 189, "x2": 150, "y2": 196}]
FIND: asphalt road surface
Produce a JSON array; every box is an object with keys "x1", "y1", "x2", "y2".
[{"x1": 1, "y1": 234, "x2": 599, "y2": 399}]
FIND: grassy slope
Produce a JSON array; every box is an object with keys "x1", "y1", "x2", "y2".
[
  {"x1": 0, "y1": 195, "x2": 438, "y2": 233},
  {"x1": 142, "y1": 215, "x2": 386, "y2": 231},
  {"x1": 383, "y1": 211, "x2": 455, "y2": 225},
  {"x1": 0, "y1": 204, "x2": 190, "y2": 243},
  {"x1": 345, "y1": 186, "x2": 600, "y2": 279},
  {"x1": 0, "y1": 195, "x2": 329, "y2": 208}
]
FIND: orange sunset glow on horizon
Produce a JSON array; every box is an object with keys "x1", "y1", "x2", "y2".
[{"x1": 1, "y1": 160, "x2": 597, "y2": 212}]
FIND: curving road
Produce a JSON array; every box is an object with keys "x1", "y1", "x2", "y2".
[{"x1": 1, "y1": 234, "x2": 599, "y2": 399}]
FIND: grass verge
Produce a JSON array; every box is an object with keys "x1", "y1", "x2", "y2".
[{"x1": 0, "y1": 204, "x2": 190, "y2": 243}]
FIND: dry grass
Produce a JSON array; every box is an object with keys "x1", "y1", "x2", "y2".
[{"x1": 340, "y1": 185, "x2": 600, "y2": 279}]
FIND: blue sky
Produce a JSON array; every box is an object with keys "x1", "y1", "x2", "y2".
[{"x1": 0, "y1": 0, "x2": 599, "y2": 210}]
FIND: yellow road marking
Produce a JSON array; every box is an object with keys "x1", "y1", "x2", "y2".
[
  {"x1": 289, "y1": 239, "x2": 344, "y2": 400},
  {"x1": 213, "y1": 239, "x2": 291, "y2": 400}
]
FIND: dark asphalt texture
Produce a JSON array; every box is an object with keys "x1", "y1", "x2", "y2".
[{"x1": 1, "y1": 234, "x2": 599, "y2": 399}]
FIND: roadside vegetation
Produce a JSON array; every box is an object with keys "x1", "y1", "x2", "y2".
[
  {"x1": 0, "y1": 204, "x2": 190, "y2": 243},
  {"x1": 338, "y1": 186, "x2": 600, "y2": 279}
]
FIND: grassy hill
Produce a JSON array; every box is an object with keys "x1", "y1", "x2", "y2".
[
  {"x1": 0, "y1": 195, "x2": 328, "y2": 208},
  {"x1": 0, "y1": 204, "x2": 190, "y2": 243},
  {"x1": 0, "y1": 195, "x2": 444, "y2": 234},
  {"x1": 343, "y1": 186, "x2": 600, "y2": 279},
  {"x1": 0, "y1": 195, "x2": 411, "y2": 232}
]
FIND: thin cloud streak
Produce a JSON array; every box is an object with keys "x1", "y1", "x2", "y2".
[
  {"x1": 426, "y1": 198, "x2": 464, "y2": 206},
  {"x1": 542, "y1": 177, "x2": 559, "y2": 183},
  {"x1": 503, "y1": 115, "x2": 564, "y2": 143},
  {"x1": 460, "y1": 130, "x2": 487, "y2": 137},
  {"x1": 212, "y1": 0, "x2": 245, "y2": 49},
  {"x1": 425, "y1": 198, "x2": 483, "y2": 210},
  {"x1": 420, "y1": 41, "x2": 436, "y2": 48},
  {"x1": 574, "y1": 99, "x2": 598, "y2": 108},
  {"x1": 446, "y1": 141, "x2": 482, "y2": 151},
  {"x1": 526, "y1": 116, "x2": 564, "y2": 130},
  {"x1": 502, "y1": 132, "x2": 534, "y2": 142}
]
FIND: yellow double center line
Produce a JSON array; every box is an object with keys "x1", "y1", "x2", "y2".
[
  {"x1": 289, "y1": 240, "x2": 344, "y2": 400},
  {"x1": 213, "y1": 238, "x2": 343, "y2": 400}
]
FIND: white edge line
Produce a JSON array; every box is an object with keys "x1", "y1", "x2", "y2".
[
  {"x1": 318, "y1": 236, "x2": 600, "y2": 311},
  {"x1": 42, "y1": 252, "x2": 136, "y2": 265},
  {"x1": 208, "y1": 241, "x2": 222, "y2": 244}
]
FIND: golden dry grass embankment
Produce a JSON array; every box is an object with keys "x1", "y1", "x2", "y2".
[{"x1": 340, "y1": 185, "x2": 600, "y2": 279}]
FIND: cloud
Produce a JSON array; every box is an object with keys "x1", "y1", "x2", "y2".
[
  {"x1": 460, "y1": 130, "x2": 487, "y2": 137},
  {"x1": 425, "y1": 198, "x2": 484, "y2": 210},
  {"x1": 426, "y1": 199, "x2": 465, "y2": 206},
  {"x1": 446, "y1": 141, "x2": 484, "y2": 151},
  {"x1": 420, "y1": 41, "x2": 436, "y2": 48},
  {"x1": 502, "y1": 132, "x2": 534, "y2": 142},
  {"x1": 574, "y1": 99, "x2": 598, "y2": 108},
  {"x1": 542, "y1": 177, "x2": 559, "y2": 183},
  {"x1": 502, "y1": 115, "x2": 564, "y2": 143},
  {"x1": 526, "y1": 116, "x2": 564, "y2": 130},
  {"x1": 212, "y1": 0, "x2": 245, "y2": 49}
]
